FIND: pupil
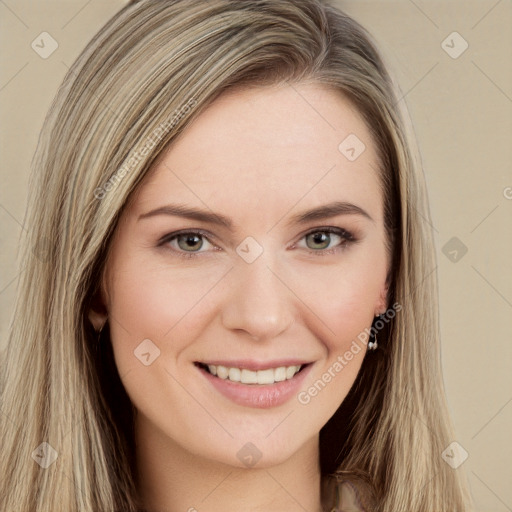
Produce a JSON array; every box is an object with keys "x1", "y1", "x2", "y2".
[
  {"x1": 308, "y1": 232, "x2": 330, "y2": 249},
  {"x1": 179, "y1": 234, "x2": 202, "y2": 251}
]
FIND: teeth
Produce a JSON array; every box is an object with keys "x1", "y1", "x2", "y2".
[
  {"x1": 228, "y1": 367, "x2": 241, "y2": 382},
  {"x1": 257, "y1": 368, "x2": 274, "y2": 385},
  {"x1": 274, "y1": 367, "x2": 286, "y2": 382},
  {"x1": 241, "y1": 368, "x2": 258, "y2": 384},
  {"x1": 216, "y1": 365, "x2": 229, "y2": 379},
  {"x1": 286, "y1": 366, "x2": 298, "y2": 379},
  {"x1": 205, "y1": 364, "x2": 301, "y2": 384}
]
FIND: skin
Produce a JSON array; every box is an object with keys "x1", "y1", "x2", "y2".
[{"x1": 89, "y1": 82, "x2": 389, "y2": 512}]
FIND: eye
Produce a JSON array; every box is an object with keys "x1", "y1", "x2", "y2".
[
  {"x1": 158, "y1": 227, "x2": 356, "y2": 259},
  {"x1": 159, "y1": 230, "x2": 217, "y2": 256},
  {"x1": 296, "y1": 227, "x2": 355, "y2": 254}
]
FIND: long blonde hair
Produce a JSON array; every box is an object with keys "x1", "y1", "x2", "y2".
[{"x1": 1, "y1": 1, "x2": 472, "y2": 510}]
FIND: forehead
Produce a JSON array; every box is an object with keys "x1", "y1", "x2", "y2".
[{"x1": 129, "y1": 83, "x2": 383, "y2": 227}]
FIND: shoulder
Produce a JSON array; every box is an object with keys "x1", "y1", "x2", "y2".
[
  {"x1": 325, "y1": 475, "x2": 377, "y2": 512},
  {"x1": 333, "y1": 480, "x2": 367, "y2": 511}
]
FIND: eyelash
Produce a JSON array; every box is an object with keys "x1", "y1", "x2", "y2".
[{"x1": 157, "y1": 227, "x2": 357, "y2": 259}]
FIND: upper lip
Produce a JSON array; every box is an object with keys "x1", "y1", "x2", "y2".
[{"x1": 196, "y1": 359, "x2": 311, "y2": 371}]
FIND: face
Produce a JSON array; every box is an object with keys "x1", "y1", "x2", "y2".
[{"x1": 91, "y1": 82, "x2": 389, "y2": 469}]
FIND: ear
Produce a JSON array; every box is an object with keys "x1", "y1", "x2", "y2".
[
  {"x1": 87, "y1": 289, "x2": 108, "y2": 331},
  {"x1": 375, "y1": 281, "x2": 389, "y2": 316}
]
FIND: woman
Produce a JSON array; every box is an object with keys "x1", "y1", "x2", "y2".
[{"x1": 0, "y1": 0, "x2": 472, "y2": 510}]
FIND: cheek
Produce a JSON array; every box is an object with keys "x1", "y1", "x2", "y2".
[
  {"x1": 291, "y1": 263, "x2": 383, "y2": 420},
  {"x1": 104, "y1": 258, "x2": 224, "y2": 435},
  {"x1": 105, "y1": 254, "x2": 228, "y2": 367},
  {"x1": 110, "y1": 254, "x2": 207, "y2": 327},
  {"x1": 292, "y1": 253, "x2": 387, "y2": 350}
]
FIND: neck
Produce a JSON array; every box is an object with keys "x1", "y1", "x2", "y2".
[{"x1": 134, "y1": 412, "x2": 324, "y2": 512}]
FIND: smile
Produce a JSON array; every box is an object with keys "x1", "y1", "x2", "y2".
[
  {"x1": 195, "y1": 361, "x2": 312, "y2": 408},
  {"x1": 199, "y1": 363, "x2": 303, "y2": 385}
]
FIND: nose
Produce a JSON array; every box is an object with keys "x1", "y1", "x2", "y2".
[{"x1": 220, "y1": 255, "x2": 295, "y2": 341}]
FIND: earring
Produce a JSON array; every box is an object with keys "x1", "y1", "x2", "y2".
[
  {"x1": 93, "y1": 319, "x2": 108, "y2": 355},
  {"x1": 368, "y1": 313, "x2": 380, "y2": 351},
  {"x1": 96, "y1": 319, "x2": 107, "y2": 337}
]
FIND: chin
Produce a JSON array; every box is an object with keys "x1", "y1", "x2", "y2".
[{"x1": 202, "y1": 430, "x2": 316, "y2": 470}]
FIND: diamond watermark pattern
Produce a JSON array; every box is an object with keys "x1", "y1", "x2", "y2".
[
  {"x1": 441, "y1": 32, "x2": 468, "y2": 59},
  {"x1": 236, "y1": 442, "x2": 262, "y2": 467},
  {"x1": 236, "y1": 236, "x2": 264, "y2": 264},
  {"x1": 134, "y1": 338, "x2": 161, "y2": 366},
  {"x1": 441, "y1": 441, "x2": 469, "y2": 469},
  {"x1": 31, "y1": 442, "x2": 58, "y2": 468},
  {"x1": 442, "y1": 236, "x2": 468, "y2": 263},
  {"x1": 31, "y1": 32, "x2": 59, "y2": 59},
  {"x1": 338, "y1": 133, "x2": 366, "y2": 161},
  {"x1": 32, "y1": 236, "x2": 51, "y2": 263}
]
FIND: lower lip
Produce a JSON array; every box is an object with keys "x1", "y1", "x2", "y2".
[{"x1": 198, "y1": 365, "x2": 312, "y2": 409}]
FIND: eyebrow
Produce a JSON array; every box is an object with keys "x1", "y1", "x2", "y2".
[
  {"x1": 286, "y1": 201, "x2": 373, "y2": 226},
  {"x1": 138, "y1": 204, "x2": 233, "y2": 228},
  {"x1": 137, "y1": 200, "x2": 373, "y2": 227}
]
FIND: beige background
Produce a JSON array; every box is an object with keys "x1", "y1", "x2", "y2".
[{"x1": 1, "y1": 1, "x2": 511, "y2": 510}]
